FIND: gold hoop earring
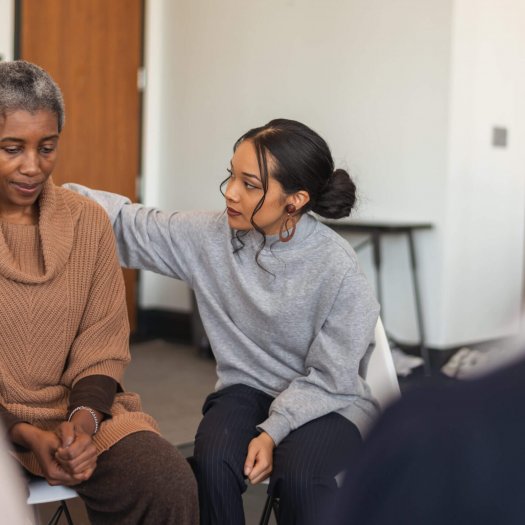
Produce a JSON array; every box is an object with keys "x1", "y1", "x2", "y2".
[{"x1": 279, "y1": 204, "x2": 297, "y2": 242}]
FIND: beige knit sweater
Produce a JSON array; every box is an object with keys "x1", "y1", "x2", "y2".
[{"x1": 0, "y1": 179, "x2": 158, "y2": 476}]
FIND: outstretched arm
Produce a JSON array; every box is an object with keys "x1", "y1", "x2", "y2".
[{"x1": 63, "y1": 183, "x2": 206, "y2": 283}]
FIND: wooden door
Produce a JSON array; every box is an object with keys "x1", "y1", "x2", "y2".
[{"x1": 17, "y1": 0, "x2": 144, "y2": 331}]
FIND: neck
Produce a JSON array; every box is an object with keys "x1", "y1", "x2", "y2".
[{"x1": 0, "y1": 206, "x2": 39, "y2": 225}]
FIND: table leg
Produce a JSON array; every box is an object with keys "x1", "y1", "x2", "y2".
[
  {"x1": 371, "y1": 231, "x2": 383, "y2": 313},
  {"x1": 407, "y1": 231, "x2": 432, "y2": 376}
]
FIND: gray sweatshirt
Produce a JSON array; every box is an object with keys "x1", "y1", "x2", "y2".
[{"x1": 65, "y1": 184, "x2": 380, "y2": 444}]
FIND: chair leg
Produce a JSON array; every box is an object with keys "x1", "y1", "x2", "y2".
[
  {"x1": 47, "y1": 504, "x2": 63, "y2": 525},
  {"x1": 45, "y1": 501, "x2": 74, "y2": 525},
  {"x1": 259, "y1": 495, "x2": 274, "y2": 525},
  {"x1": 61, "y1": 501, "x2": 74, "y2": 525},
  {"x1": 271, "y1": 498, "x2": 280, "y2": 524}
]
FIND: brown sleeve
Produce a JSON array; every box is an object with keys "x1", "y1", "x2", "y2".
[{"x1": 68, "y1": 375, "x2": 119, "y2": 420}]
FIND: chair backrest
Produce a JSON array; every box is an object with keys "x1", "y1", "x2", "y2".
[{"x1": 365, "y1": 318, "x2": 401, "y2": 411}]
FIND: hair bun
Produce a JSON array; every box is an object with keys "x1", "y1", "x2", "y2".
[{"x1": 312, "y1": 169, "x2": 356, "y2": 219}]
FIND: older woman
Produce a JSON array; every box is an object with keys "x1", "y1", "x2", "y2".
[{"x1": 0, "y1": 60, "x2": 198, "y2": 524}]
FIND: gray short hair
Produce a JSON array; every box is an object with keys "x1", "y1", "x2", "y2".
[{"x1": 0, "y1": 60, "x2": 65, "y2": 132}]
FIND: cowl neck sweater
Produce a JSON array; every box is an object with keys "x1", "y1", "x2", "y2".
[
  {"x1": 0, "y1": 179, "x2": 74, "y2": 284},
  {"x1": 0, "y1": 180, "x2": 157, "y2": 476}
]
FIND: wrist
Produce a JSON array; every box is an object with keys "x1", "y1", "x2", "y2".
[
  {"x1": 68, "y1": 406, "x2": 100, "y2": 435},
  {"x1": 259, "y1": 431, "x2": 276, "y2": 449}
]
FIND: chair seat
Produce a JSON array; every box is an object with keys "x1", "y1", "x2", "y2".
[{"x1": 27, "y1": 479, "x2": 78, "y2": 505}]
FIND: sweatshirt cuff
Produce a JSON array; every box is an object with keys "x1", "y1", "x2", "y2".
[{"x1": 257, "y1": 412, "x2": 291, "y2": 446}]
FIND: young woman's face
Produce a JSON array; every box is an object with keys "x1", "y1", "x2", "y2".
[
  {"x1": 224, "y1": 140, "x2": 289, "y2": 235},
  {"x1": 0, "y1": 109, "x2": 59, "y2": 222}
]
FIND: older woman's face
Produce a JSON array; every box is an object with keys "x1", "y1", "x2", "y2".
[{"x1": 0, "y1": 109, "x2": 59, "y2": 222}]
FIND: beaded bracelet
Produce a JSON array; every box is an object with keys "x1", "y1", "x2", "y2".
[{"x1": 68, "y1": 405, "x2": 100, "y2": 435}]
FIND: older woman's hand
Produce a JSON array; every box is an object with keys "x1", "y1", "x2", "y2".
[
  {"x1": 54, "y1": 421, "x2": 98, "y2": 483},
  {"x1": 244, "y1": 432, "x2": 276, "y2": 485},
  {"x1": 9, "y1": 423, "x2": 77, "y2": 486},
  {"x1": 33, "y1": 429, "x2": 80, "y2": 485}
]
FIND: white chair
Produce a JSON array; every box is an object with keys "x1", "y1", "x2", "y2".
[
  {"x1": 365, "y1": 317, "x2": 401, "y2": 411},
  {"x1": 258, "y1": 317, "x2": 401, "y2": 525},
  {"x1": 27, "y1": 478, "x2": 78, "y2": 525},
  {"x1": 0, "y1": 442, "x2": 33, "y2": 525}
]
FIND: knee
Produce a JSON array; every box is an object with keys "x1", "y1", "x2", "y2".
[
  {"x1": 193, "y1": 436, "x2": 243, "y2": 486},
  {"x1": 142, "y1": 441, "x2": 198, "y2": 507},
  {"x1": 273, "y1": 466, "x2": 337, "y2": 504},
  {"x1": 116, "y1": 434, "x2": 197, "y2": 509}
]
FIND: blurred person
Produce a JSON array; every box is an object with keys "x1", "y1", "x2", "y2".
[
  {"x1": 330, "y1": 355, "x2": 525, "y2": 524},
  {"x1": 0, "y1": 60, "x2": 198, "y2": 524},
  {"x1": 66, "y1": 118, "x2": 380, "y2": 525},
  {"x1": 0, "y1": 429, "x2": 32, "y2": 525}
]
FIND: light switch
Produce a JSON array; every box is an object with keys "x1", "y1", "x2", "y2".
[{"x1": 492, "y1": 127, "x2": 508, "y2": 148}]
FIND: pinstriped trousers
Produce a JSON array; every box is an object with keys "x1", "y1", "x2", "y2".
[{"x1": 193, "y1": 384, "x2": 362, "y2": 525}]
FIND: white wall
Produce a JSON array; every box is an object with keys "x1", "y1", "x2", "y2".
[
  {"x1": 0, "y1": 0, "x2": 14, "y2": 61},
  {"x1": 439, "y1": 0, "x2": 525, "y2": 345},
  {"x1": 141, "y1": 0, "x2": 453, "y2": 333},
  {"x1": 142, "y1": 0, "x2": 525, "y2": 349}
]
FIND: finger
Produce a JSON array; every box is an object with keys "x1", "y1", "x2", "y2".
[
  {"x1": 62, "y1": 450, "x2": 97, "y2": 475},
  {"x1": 53, "y1": 476, "x2": 84, "y2": 487},
  {"x1": 70, "y1": 458, "x2": 97, "y2": 476},
  {"x1": 244, "y1": 440, "x2": 260, "y2": 476},
  {"x1": 56, "y1": 447, "x2": 96, "y2": 476},
  {"x1": 56, "y1": 433, "x2": 93, "y2": 461},
  {"x1": 250, "y1": 469, "x2": 271, "y2": 485},
  {"x1": 248, "y1": 458, "x2": 271, "y2": 484},
  {"x1": 45, "y1": 463, "x2": 77, "y2": 486},
  {"x1": 72, "y1": 467, "x2": 96, "y2": 483},
  {"x1": 56, "y1": 422, "x2": 76, "y2": 448}
]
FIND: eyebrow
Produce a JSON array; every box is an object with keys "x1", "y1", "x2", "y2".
[
  {"x1": 230, "y1": 160, "x2": 261, "y2": 182},
  {"x1": 0, "y1": 135, "x2": 59, "y2": 143}
]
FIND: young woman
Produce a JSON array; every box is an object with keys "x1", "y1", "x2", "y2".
[
  {"x1": 68, "y1": 118, "x2": 380, "y2": 524},
  {"x1": 0, "y1": 60, "x2": 198, "y2": 524}
]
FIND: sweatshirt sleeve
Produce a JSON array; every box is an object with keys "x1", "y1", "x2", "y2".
[
  {"x1": 257, "y1": 268, "x2": 380, "y2": 445},
  {"x1": 63, "y1": 183, "x2": 201, "y2": 283}
]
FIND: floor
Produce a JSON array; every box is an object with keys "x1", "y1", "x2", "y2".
[{"x1": 35, "y1": 339, "x2": 276, "y2": 525}]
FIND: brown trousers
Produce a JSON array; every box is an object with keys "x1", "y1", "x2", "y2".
[{"x1": 75, "y1": 431, "x2": 198, "y2": 525}]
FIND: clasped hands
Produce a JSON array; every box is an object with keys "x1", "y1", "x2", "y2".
[
  {"x1": 25, "y1": 419, "x2": 97, "y2": 486},
  {"x1": 244, "y1": 431, "x2": 275, "y2": 485}
]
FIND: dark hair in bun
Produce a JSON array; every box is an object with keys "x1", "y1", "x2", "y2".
[
  {"x1": 312, "y1": 168, "x2": 356, "y2": 219},
  {"x1": 234, "y1": 118, "x2": 356, "y2": 220}
]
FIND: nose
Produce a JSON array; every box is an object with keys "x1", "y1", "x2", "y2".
[
  {"x1": 224, "y1": 177, "x2": 239, "y2": 203},
  {"x1": 19, "y1": 150, "x2": 41, "y2": 177}
]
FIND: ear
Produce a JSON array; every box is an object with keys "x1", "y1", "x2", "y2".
[{"x1": 287, "y1": 191, "x2": 310, "y2": 213}]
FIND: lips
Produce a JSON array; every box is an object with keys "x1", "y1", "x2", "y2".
[
  {"x1": 10, "y1": 180, "x2": 44, "y2": 196},
  {"x1": 227, "y1": 207, "x2": 241, "y2": 217}
]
